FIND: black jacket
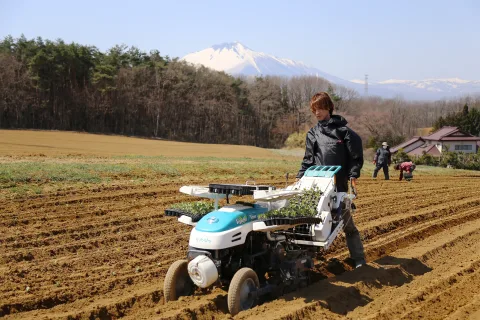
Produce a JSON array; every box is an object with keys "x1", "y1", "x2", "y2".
[
  {"x1": 374, "y1": 147, "x2": 391, "y2": 166},
  {"x1": 296, "y1": 115, "x2": 364, "y2": 192}
]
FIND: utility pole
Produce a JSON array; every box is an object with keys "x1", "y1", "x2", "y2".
[{"x1": 364, "y1": 74, "x2": 368, "y2": 96}]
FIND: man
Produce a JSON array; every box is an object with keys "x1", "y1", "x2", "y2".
[
  {"x1": 296, "y1": 92, "x2": 366, "y2": 268},
  {"x1": 373, "y1": 142, "x2": 391, "y2": 180},
  {"x1": 395, "y1": 161, "x2": 416, "y2": 181}
]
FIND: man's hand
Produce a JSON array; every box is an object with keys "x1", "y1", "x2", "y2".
[
  {"x1": 372, "y1": 161, "x2": 376, "y2": 165},
  {"x1": 350, "y1": 177, "x2": 358, "y2": 197},
  {"x1": 351, "y1": 177, "x2": 357, "y2": 188}
]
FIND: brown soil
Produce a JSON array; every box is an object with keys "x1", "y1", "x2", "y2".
[
  {"x1": 2, "y1": 131, "x2": 480, "y2": 319},
  {"x1": 0, "y1": 130, "x2": 288, "y2": 159}
]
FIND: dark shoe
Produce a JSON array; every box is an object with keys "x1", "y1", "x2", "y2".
[{"x1": 355, "y1": 259, "x2": 366, "y2": 269}]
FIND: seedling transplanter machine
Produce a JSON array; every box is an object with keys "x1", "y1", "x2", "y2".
[{"x1": 163, "y1": 165, "x2": 357, "y2": 315}]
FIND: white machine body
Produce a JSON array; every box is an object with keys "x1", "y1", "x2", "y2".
[
  {"x1": 188, "y1": 222, "x2": 253, "y2": 250},
  {"x1": 181, "y1": 166, "x2": 354, "y2": 253}
]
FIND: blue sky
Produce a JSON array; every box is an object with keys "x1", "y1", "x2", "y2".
[{"x1": 1, "y1": 0, "x2": 478, "y2": 82}]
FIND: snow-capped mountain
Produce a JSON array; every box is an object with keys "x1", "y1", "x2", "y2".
[
  {"x1": 182, "y1": 42, "x2": 353, "y2": 87},
  {"x1": 182, "y1": 42, "x2": 480, "y2": 100},
  {"x1": 379, "y1": 78, "x2": 480, "y2": 97},
  {"x1": 351, "y1": 78, "x2": 480, "y2": 100}
]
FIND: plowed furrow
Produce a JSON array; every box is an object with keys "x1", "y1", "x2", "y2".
[
  {"x1": 355, "y1": 186, "x2": 477, "y2": 222},
  {"x1": 391, "y1": 263, "x2": 480, "y2": 320},
  {"x1": 327, "y1": 197, "x2": 480, "y2": 256},
  {"x1": 362, "y1": 207, "x2": 480, "y2": 262},
  {"x1": 346, "y1": 227, "x2": 480, "y2": 320},
  {"x1": 356, "y1": 183, "x2": 472, "y2": 205},
  {"x1": 0, "y1": 202, "x2": 180, "y2": 244},
  {"x1": 2, "y1": 169, "x2": 480, "y2": 320},
  {"x1": 356, "y1": 191, "x2": 480, "y2": 226},
  {"x1": 236, "y1": 217, "x2": 480, "y2": 320}
]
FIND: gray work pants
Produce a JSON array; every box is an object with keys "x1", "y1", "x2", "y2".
[
  {"x1": 373, "y1": 163, "x2": 389, "y2": 180},
  {"x1": 343, "y1": 208, "x2": 365, "y2": 263}
]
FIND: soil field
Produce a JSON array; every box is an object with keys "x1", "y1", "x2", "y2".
[
  {"x1": 0, "y1": 130, "x2": 287, "y2": 159},
  {"x1": 1, "y1": 130, "x2": 480, "y2": 319}
]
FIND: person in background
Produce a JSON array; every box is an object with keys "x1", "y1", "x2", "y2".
[
  {"x1": 395, "y1": 161, "x2": 416, "y2": 181},
  {"x1": 373, "y1": 142, "x2": 391, "y2": 180},
  {"x1": 295, "y1": 92, "x2": 366, "y2": 268}
]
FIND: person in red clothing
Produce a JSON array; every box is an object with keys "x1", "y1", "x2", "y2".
[{"x1": 394, "y1": 161, "x2": 416, "y2": 181}]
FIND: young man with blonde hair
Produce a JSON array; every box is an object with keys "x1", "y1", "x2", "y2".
[{"x1": 296, "y1": 92, "x2": 366, "y2": 268}]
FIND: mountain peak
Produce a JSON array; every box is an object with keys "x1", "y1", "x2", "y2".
[
  {"x1": 211, "y1": 41, "x2": 250, "y2": 51},
  {"x1": 182, "y1": 42, "x2": 346, "y2": 83}
]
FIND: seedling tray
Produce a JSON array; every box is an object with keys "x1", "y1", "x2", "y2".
[
  {"x1": 164, "y1": 208, "x2": 204, "y2": 222},
  {"x1": 208, "y1": 183, "x2": 274, "y2": 196},
  {"x1": 261, "y1": 216, "x2": 322, "y2": 226}
]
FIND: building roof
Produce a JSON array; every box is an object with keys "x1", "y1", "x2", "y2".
[
  {"x1": 407, "y1": 144, "x2": 441, "y2": 157},
  {"x1": 440, "y1": 136, "x2": 480, "y2": 141},
  {"x1": 390, "y1": 136, "x2": 424, "y2": 153},
  {"x1": 422, "y1": 126, "x2": 459, "y2": 140},
  {"x1": 421, "y1": 126, "x2": 479, "y2": 141}
]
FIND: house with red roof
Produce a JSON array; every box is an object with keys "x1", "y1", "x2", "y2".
[{"x1": 390, "y1": 126, "x2": 480, "y2": 157}]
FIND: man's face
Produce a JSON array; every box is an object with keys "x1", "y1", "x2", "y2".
[{"x1": 314, "y1": 107, "x2": 330, "y2": 121}]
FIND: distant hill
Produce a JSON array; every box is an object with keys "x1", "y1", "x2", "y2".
[{"x1": 0, "y1": 130, "x2": 290, "y2": 159}]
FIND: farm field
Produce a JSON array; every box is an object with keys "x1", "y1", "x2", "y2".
[{"x1": 1, "y1": 130, "x2": 480, "y2": 319}]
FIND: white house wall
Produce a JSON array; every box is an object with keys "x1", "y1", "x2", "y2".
[{"x1": 442, "y1": 141, "x2": 477, "y2": 153}]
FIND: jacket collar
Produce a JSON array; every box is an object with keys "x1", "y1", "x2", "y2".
[{"x1": 318, "y1": 115, "x2": 348, "y2": 127}]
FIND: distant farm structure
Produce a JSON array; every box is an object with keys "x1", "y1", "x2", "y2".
[{"x1": 391, "y1": 126, "x2": 480, "y2": 157}]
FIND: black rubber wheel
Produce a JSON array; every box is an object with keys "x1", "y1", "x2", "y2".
[
  {"x1": 227, "y1": 268, "x2": 260, "y2": 315},
  {"x1": 164, "y1": 259, "x2": 194, "y2": 302}
]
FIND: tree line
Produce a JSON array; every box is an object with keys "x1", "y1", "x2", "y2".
[
  {"x1": 433, "y1": 104, "x2": 480, "y2": 136},
  {"x1": 1, "y1": 35, "x2": 479, "y2": 148}
]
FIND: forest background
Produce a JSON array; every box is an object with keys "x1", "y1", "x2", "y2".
[{"x1": 1, "y1": 35, "x2": 479, "y2": 150}]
